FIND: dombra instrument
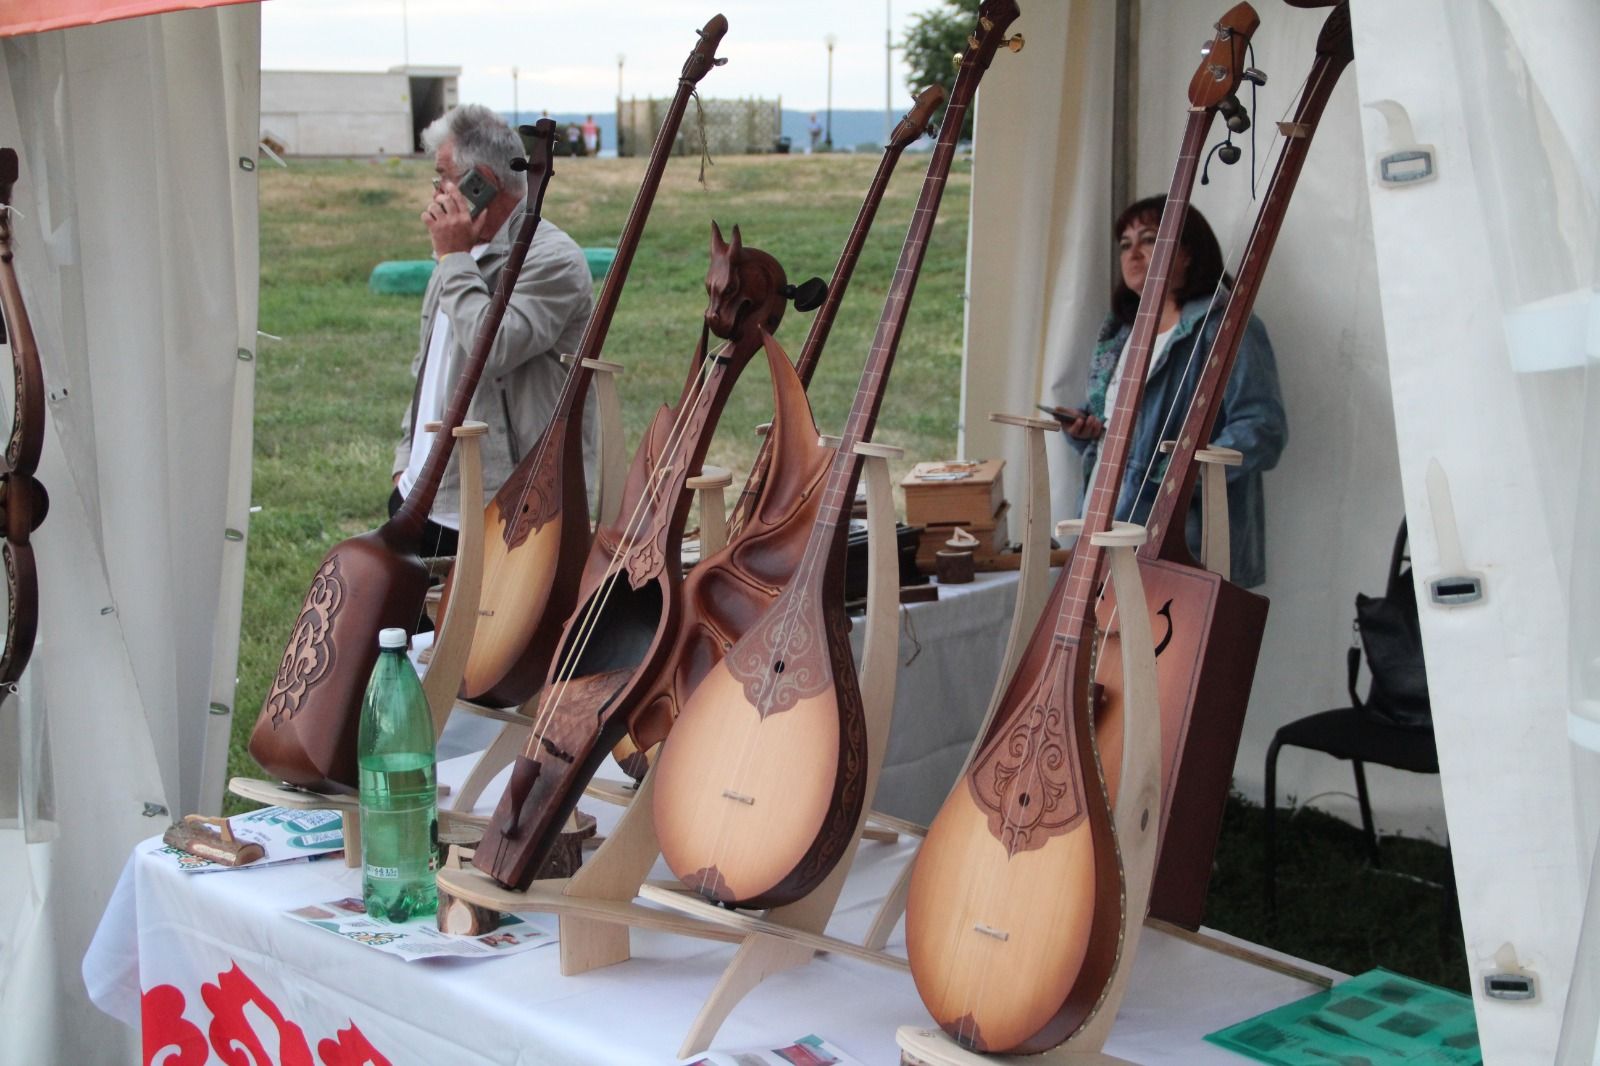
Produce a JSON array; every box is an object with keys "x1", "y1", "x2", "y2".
[
  {"x1": 902, "y1": 5, "x2": 1260, "y2": 1053},
  {"x1": 0, "y1": 148, "x2": 49, "y2": 689},
  {"x1": 1093, "y1": 0, "x2": 1354, "y2": 930},
  {"x1": 649, "y1": 0, "x2": 1024, "y2": 911},
  {"x1": 611, "y1": 84, "x2": 946, "y2": 779},
  {"x1": 474, "y1": 223, "x2": 806, "y2": 891},
  {"x1": 456, "y1": 15, "x2": 729, "y2": 708},
  {"x1": 248, "y1": 121, "x2": 558, "y2": 791}
]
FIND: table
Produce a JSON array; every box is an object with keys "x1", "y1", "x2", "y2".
[{"x1": 86, "y1": 756, "x2": 1340, "y2": 1066}]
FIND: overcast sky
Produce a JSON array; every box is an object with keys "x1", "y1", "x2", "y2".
[{"x1": 260, "y1": 1, "x2": 938, "y2": 113}]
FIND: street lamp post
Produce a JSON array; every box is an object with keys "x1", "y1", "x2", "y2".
[
  {"x1": 511, "y1": 66, "x2": 519, "y2": 127},
  {"x1": 825, "y1": 34, "x2": 837, "y2": 150},
  {"x1": 616, "y1": 54, "x2": 626, "y2": 157}
]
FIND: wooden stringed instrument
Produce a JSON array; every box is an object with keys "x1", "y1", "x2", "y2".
[
  {"x1": 902, "y1": 5, "x2": 1259, "y2": 1053},
  {"x1": 1093, "y1": 0, "x2": 1353, "y2": 930},
  {"x1": 613, "y1": 84, "x2": 946, "y2": 777},
  {"x1": 457, "y1": 16, "x2": 729, "y2": 708},
  {"x1": 0, "y1": 148, "x2": 49, "y2": 688},
  {"x1": 649, "y1": 0, "x2": 1023, "y2": 911},
  {"x1": 474, "y1": 223, "x2": 797, "y2": 891},
  {"x1": 248, "y1": 121, "x2": 559, "y2": 791}
]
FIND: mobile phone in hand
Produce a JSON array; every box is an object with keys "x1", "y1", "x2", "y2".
[
  {"x1": 1037, "y1": 403, "x2": 1088, "y2": 423},
  {"x1": 457, "y1": 170, "x2": 497, "y2": 220}
]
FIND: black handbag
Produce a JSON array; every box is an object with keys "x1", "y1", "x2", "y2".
[{"x1": 1347, "y1": 521, "x2": 1432, "y2": 730}]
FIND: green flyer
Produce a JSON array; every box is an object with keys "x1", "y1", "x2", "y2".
[{"x1": 1205, "y1": 968, "x2": 1480, "y2": 1065}]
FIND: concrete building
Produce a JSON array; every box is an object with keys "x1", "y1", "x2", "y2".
[{"x1": 260, "y1": 66, "x2": 459, "y2": 156}]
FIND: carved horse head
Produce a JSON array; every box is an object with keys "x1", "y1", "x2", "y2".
[{"x1": 704, "y1": 221, "x2": 787, "y2": 344}]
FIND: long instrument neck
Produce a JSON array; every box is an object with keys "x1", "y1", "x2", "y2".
[
  {"x1": 1056, "y1": 110, "x2": 1213, "y2": 641},
  {"x1": 1146, "y1": 34, "x2": 1350, "y2": 563},
  {"x1": 726, "y1": 140, "x2": 909, "y2": 532},
  {"x1": 794, "y1": 141, "x2": 908, "y2": 385},
  {"x1": 548, "y1": 75, "x2": 705, "y2": 420},
  {"x1": 810, "y1": 78, "x2": 980, "y2": 539},
  {"x1": 391, "y1": 159, "x2": 554, "y2": 536}
]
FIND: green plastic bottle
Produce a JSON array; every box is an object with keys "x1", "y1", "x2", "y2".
[{"x1": 358, "y1": 627, "x2": 438, "y2": 922}]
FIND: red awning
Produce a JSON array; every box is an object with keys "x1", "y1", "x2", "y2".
[{"x1": 1, "y1": 0, "x2": 256, "y2": 38}]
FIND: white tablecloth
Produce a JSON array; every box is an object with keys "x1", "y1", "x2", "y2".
[{"x1": 85, "y1": 755, "x2": 1340, "y2": 1066}]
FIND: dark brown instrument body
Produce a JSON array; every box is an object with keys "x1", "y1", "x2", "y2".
[
  {"x1": 0, "y1": 147, "x2": 50, "y2": 688},
  {"x1": 250, "y1": 122, "x2": 559, "y2": 791},
  {"x1": 457, "y1": 16, "x2": 729, "y2": 708},
  {"x1": 626, "y1": 339, "x2": 831, "y2": 759},
  {"x1": 475, "y1": 227, "x2": 789, "y2": 891},
  {"x1": 620, "y1": 87, "x2": 945, "y2": 765},
  {"x1": 1091, "y1": 558, "x2": 1267, "y2": 928}
]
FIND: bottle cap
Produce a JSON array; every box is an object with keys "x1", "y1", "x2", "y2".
[{"x1": 378, "y1": 627, "x2": 408, "y2": 650}]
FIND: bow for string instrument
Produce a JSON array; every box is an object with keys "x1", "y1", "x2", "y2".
[
  {"x1": 612, "y1": 84, "x2": 946, "y2": 778},
  {"x1": 248, "y1": 121, "x2": 559, "y2": 791},
  {"x1": 457, "y1": 16, "x2": 729, "y2": 709},
  {"x1": 0, "y1": 148, "x2": 49, "y2": 689},
  {"x1": 649, "y1": 0, "x2": 1023, "y2": 911},
  {"x1": 474, "y1": 223, "x2": 808, "y2": 891},
  {"x1": 902, "y1": 5, "x2": 1260, "y2": 1054},
  {"x1": 1094, "y1": 0, "x2": 1352, "y2": 930}
]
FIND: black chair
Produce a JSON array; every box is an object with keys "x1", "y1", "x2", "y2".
[{"x1": 1263, "y1": 522, "x2": 1445, "y2": 917}]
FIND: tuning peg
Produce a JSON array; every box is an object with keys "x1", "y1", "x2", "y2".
[
  {"x1": 1003, "y1": 33, "x2": 1024, "y2": 53},
  {"x1": 1241, "y1": 66, "x2": 1267, "y2": 87},
  {"x1": 952, "y1": 51, "x2": 965, "y2": 71},
  {"x1": 980, "y1": 16, "x2": 994, "y2": 31},
  {"x1": 1217, "y1": 94, "x2": 1251, "y2": 134},
  {"x1": 967, "y1": 34, "x2": 980, "y2": 50}
]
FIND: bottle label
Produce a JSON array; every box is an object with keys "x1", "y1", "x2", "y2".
[{"x1": 365, "y1": 864, "x2": 401, "y2": 880}]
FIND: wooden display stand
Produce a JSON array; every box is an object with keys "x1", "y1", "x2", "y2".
[
  {"x1": 1159, "y1": 440, "x2": 1240, "y2": 579},
  {"x1": 436, "y1": 440, "x2": 909, "y2": 1058},
  {"x1": 862, "y1": 412, "x2": 1058, "y2": 951}
]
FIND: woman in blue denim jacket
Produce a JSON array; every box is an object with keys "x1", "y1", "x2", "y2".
[{"x1": 1059, "y1": 197, "x2": 1286, "y2": 588}]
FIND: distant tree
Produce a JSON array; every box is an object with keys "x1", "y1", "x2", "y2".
[{"x1": 901, "y1": 1, "x2": 974, "y2": 141}]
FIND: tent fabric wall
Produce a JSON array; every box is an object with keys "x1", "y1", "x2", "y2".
[
  {"x1": 0, "y1": 4, "x2": 259, "y2": 1059},
  {"x1": 1351, "y1": 0, "x2": 1595, "y2": 1059},
  {"x1": 963, "y1": 1, "x2": 1428, "y2": 838}
]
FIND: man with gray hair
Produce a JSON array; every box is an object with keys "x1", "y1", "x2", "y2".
[{"x1": 391, "y1": 103, "x2": 596, "y2": 559}]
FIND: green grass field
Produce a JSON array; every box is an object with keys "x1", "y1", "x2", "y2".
[{"x1": 242, "y1": 151, "x2": 1465, "y2": 993}]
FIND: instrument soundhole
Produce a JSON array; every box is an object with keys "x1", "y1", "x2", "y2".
[
  {"x1": 1018, "y1": 792, "x2": 1030, "y2": 807},
  {"x1": 773, "y1": 660, "x2": 785, "y2": 674}
]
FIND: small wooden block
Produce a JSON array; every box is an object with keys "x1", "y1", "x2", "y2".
[
  {"x1": 853, "y1": 440, "x2": 905, "y2": 460},
  {"x1": 438, "y1": 845, "x2": 502, "y2": 936},
  {"x1": 1195, "y1": 444, "x2": 1244, "y2": 466},
  {"x1": 1089, "y1": 521, "x2": 1147, "y2": 548},
  {"x1": 163, "y1": 815, "x2": 265, "y2": 867},
  {"x1": 899, "y1": 584, "x2": 939, "y2": 605}
]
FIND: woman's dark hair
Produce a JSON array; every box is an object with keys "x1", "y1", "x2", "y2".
[{"x1": 1110, "y1": 196, "x2": 1230, "y2": 326}]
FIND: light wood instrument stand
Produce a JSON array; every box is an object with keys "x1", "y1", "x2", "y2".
[
  {"x1": 561, "y1": 355, "x2": 627, "y2": 528},
  {"x1": 1158, "y1": 440, "x2": 1240, "y2": 580},
  {"x1": 862, "y1": 412, "x2": 1058, "y2": 951},
  {"x1": 230, "y1": 422, "x2": 493, "y2": 866},
  {"x1": 436, "y1": 441, "x2": 908, "y2": 1058}
]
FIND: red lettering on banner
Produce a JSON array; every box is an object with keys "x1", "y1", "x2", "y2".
[
  {"x1": 141, "y1": 984, "x2": 208, "y2": 1066},
  {"x1": 141, "y1": 961, "x2": 389, "y2": 1065}
]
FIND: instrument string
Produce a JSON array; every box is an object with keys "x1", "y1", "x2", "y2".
[
  {"x1": 526, "y1": 322, "x2": 722, "y2": 753},
  {"x1": 695, "y1": 99, "x2": 965, "y2": 900},
  {"x1": 498, "y1": 74, "x2": 700, "y2": 553},
  {"x1": 1091, "y1": 61, "x2": 1317, "y2": 650}
]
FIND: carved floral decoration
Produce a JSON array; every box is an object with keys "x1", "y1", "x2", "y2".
[{"x1": 141, "y1": 963, "x2": 390, "y2": 1066}]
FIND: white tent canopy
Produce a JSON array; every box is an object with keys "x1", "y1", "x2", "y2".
[{"x1": 0, "y1": 6, "x2": 258, "y2": 1059}]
